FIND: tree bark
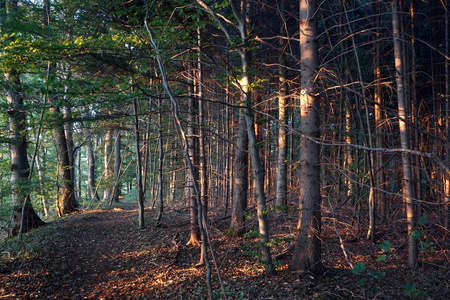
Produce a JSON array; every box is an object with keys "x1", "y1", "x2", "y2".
[
  {"x1": 156, "y1": 107, "x2": 164, "y2": 226},
  {"x1": 3, "y1": 0, "x2": 45, "y2": 233},
  {"x1": 276, "y1": 0, "x2": 289, "y2": 209},
  {"x1": 111, "y1": 129, "x2": 122, "y2": 204},
  {"x1": 392, "y1": 0, "x2": 418, "y2": 269},
  {"x1": 103, "y1": 129, "x2": 114, "y2": 203},
  {"x1": 133, "y1": 98, "x2": 145, "y2": 229},
  {"x1": 289, "y1": 0, "x2": 324, "y2": 275},
  {"x1": 186, "y1": 63, "x2": 201, "y2": 247},
  {"x1": 6, "y1": 69, "x2": 46, "y2": 235},
  {"x1": 230, "y1": 111, "x2": 248, "y2": 234},
  {"x1": 86, "y1": 128, "x2": 100, "y2": 202}
]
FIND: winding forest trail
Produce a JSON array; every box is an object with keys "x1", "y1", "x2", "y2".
[
  {"x1": 1, "y1": 201, "x2": 449, "y2": 299},
  {"x1": 1, "y1": 203, "x2": 200, "y2": 299}
]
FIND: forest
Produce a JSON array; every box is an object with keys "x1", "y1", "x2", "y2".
[{"x1": 0, "y1": 0, "x2": 449, "y2": 299}]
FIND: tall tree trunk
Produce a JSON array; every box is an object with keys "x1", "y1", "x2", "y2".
[
  {"x1": 2, "y1": 0, "x2": 45, "y2": 233},
  {"x1": 289, "y1": 0, "x2": 324, "y2": 275},
  {"x1": 133, "y1": 98, "x2": 145, "y2": 229},
  {"x1": 445, "y1": 6, "x2": 450, "y2": 233},
  {"x1": 197, "y1": 27, "x2": 209, "y2": 266},
  {"x1": 156, "y1": 107, "x2": 164, "y2": 226},
  {"x1": 373, "y1": 1, "x2": 386, "y2": 216},
  {"x1": 186, "y1": 63, "x2": 201, "y2": 247},
  {"x1": 276, "y1": 0, "x2": 289, "y2": 209},
  {"x1": 6, "y1": 68, "x2": 45, "y2": 235},
  {"x1": 233, "y1": 0, "x2": 275, "y2": 275},
  {"x1": 392, "y1": 0, "x2": 418, "y2": 268}
]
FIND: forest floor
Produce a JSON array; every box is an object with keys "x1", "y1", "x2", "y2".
[{"x1": 0, "y1": 200, "x2": 449, "y2": 299}]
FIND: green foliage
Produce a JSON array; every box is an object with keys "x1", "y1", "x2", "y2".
[
  {"x1": 351, "y1": 262, "x2": 366, "y2": 275},
  {"x1": 379, "y1": 240, "x2": 392, "y2": 252},
  {"x1": 242, "y1": 226, "x2": 259, "y2": 239},
  {"x1": 417, "y1": 216, "x2": 428, "y2": 226},
  {"x1": 403, "y1": 283, "x2": 419, "y2": 297}
]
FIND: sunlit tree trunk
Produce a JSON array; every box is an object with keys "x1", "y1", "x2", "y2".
[
  {"x1": 373, "y1": 3, "x2": 386, "y2": 216},
  {"x1": 102, "y1": 129, "x2": 114, "y2": 203},
  {"x1": 197, "y1": 26, "x2": 209, "y2": 265},
  {"x1": 276, "y1": 0, "x2": 289, "y2": 208},
  {"x1": 47, "y1": 64, "x2": 75, "y2": 215},
  {"x1": 186, "y1": 63, "x2": 201, "y2": 246},
  {"x1": 392, "y1": 0, "x2": 418, "y2": 268},
  {"x1": 232, "y1": 0, "x2": 275, "y2": 275},
  {"x1": 51, "y1": 103, "x2": 76, "y2": 215},
  {"x1": 290, "y1": 0, "x2": 324, "y2": 275}
]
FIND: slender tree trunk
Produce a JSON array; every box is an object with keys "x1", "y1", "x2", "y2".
[
  {"x1": 35, "y1": 154, "x2": 49, "y2": 217},
  {"x1": 232, "y1": 0, "x2": 275, "y2": 275},
  {"x1": 133, "y1": 98, "x2": 145, "y2": 229},
  {"x1": 373, "y1": 6, "x2": 386, "y2": 216},
  {"x1": 111, "y1": 129, "x2": 122, "y2": 204},
  {"x1": 186, "y1": 63, "x2": 201, "y2": 247},
  {"x1": 156, "y1": 107, "x2": 164, "y2": 226},
  {"x1": 197, "y1": 28, "x2": 209, "y2": 266},
  {"x1": 103, "y1": 129, "x2": 114, "y2": 203},
  {"x1": 445, "y1": 6, "x2": 450, "y2": 233},
  {"x1": 290, "y1": 0, "x2": 324, "y2": 275},
  {"x1": 392, "y1": 0, "x2": 418, "y2": 268},
  {"x1": 145, "y1": 22, "x2": 214, "y2": 297},
  {"x1": 276, "y1": 0, "x2": 289, "y2": 208},
  {"x1": 86, "y1": 129, "x2": 100, "y2": 202}
]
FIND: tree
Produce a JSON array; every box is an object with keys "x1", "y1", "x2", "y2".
[
  {"x1": 275, "y1": 0, "x2": 289, "y2": 209},
  {"x1": 289, "y1": 0, "x2": 324, "y2": 275},
  {"x1": 2, "y1": 0, "x2": 45, "y2": 235},
  {"x1": 196, "y1": 0, "x2": 275, "y2": 275},
  {"x1": 185, "y1": 63, "x2": 201, "y2": 247},
  {"x1": 392, "y1": 0, "x2": 418, "y2": 268},
  {"x1": 48, "y1": 73, "x2": 77, "y2": 215},
  {"x1": 86, "y1": 127, "x2": 100, "y2": 202},
  {"x1": 111, "y1": 128, "x2": 122, "y2": 204}
]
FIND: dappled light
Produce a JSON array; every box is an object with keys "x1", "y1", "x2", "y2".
[{"x1": 1, "y1": 0, "x2": 450, "y2": 298}]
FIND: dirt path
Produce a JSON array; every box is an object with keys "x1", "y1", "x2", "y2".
[{"x1": 1, "y1": 203, "x2": 190, "y2": 299}]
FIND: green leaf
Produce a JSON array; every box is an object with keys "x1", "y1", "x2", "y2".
[
  {"x1": 418, "y1": 216, "x2": 427, "y2": 226},
  {"x1": 351, "y1": 262, "x2": 366, "y2": 275},
  {"x1": 412, "y1": 230, "x2": 423, "y2": 239},
  {"x1": 377, "y1": 255, "x2": 386, "y2": 261},
  {"x1": 404, "y1": 283, "x2": 417, "y2": 296},
  {"x1": 379, "y1": 240, "x2": 392, "y2": 252}
]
